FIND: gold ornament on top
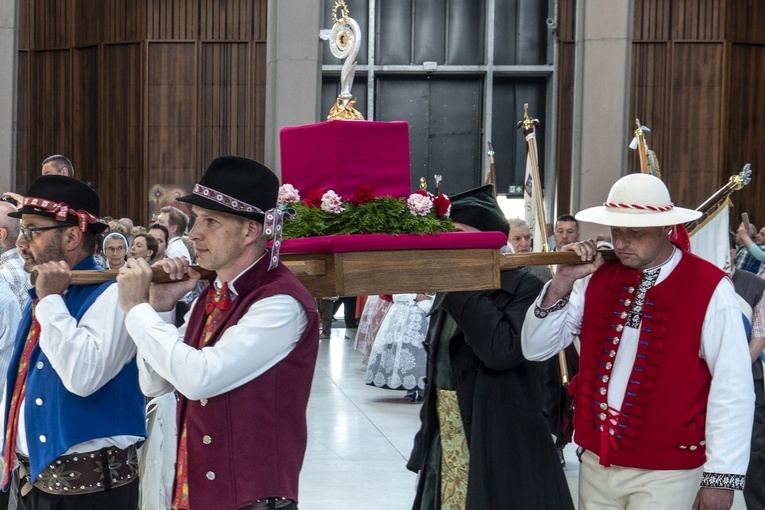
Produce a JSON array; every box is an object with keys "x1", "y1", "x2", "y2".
[
  {"x1": 327, "y1": 1, "x2": 364, "y2": 120},
  {"x1": 332, "y1": 0, "x2": 349, "y2": 24}
]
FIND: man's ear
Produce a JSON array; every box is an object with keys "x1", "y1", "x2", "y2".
[
  {"x1": 244, "y1": 220, "x2": 264, "y2": 243},
  {"x1": 62, "y1": 226, "x2": 84, "y2": 251},
  {"x1": 0, "y1": 227, "x2": 6, "y2": 243}
]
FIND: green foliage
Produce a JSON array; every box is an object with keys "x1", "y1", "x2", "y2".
[
  {"x1": 282, "y1": 197, "x2": 455, "y2": 239},
  {"x1": 282, "y1": 203, "x2": 346, "y2": 238}
]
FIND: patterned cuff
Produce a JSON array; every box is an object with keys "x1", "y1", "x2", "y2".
[
  {"x1": 700, "y1": 472, "x2": 745, "y2": 491},
  {"x1": 533, "y1": 293, "x2": 570, "y2": 319}
]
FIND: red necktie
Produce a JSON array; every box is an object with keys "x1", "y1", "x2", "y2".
[
  {"x1": 172, "y1": 284, "x2": 231, "y2": 509},
  {"x1": 1, "y1": 300, "x2": 41, "y2": 489}
]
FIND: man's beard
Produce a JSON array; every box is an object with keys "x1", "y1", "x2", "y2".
[{"x1": 20, "y1": 236, "x2": 65, "y2": 273}]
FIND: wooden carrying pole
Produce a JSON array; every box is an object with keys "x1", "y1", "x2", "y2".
[
  {"x1": 49, "y1": 249, "x2": 619, "y2": 287},
  {"x1": 31, "y1": 265, "x2": 215, "y2": 286},
  {"x1": 500, "y1": 249, "x2": 618, "y2": 270}
]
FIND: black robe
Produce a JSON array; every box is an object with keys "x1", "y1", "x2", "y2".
[{"x1": 407, "y1": 268, "x2": 574, "y2": 510}]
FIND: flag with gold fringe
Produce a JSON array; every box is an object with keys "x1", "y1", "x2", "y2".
[{"x1": 688, "y1": 198, "x2": 732, "y2": 272}]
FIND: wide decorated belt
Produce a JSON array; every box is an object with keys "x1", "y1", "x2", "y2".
[{"x1": 18, "y1": 443, "x2": 138, "y2": 496}]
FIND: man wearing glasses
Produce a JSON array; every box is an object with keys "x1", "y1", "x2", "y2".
[{"x1": 0, "y1": 175, "x2": 146, "y2": 509}]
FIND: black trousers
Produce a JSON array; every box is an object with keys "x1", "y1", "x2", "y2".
[
  {"x1": 317, "y1": 298, "x2": 334, "y2": 335},
  {"x1": 541, "y1": 344, "x2": 579, "y2": 447},
  {"x1": 332, "y1": 296, "x2": 357, "y2": 328},
  {"x1": 17, "y1": 478, "x2": 138, "y2": 510},
  {"x1": 745, "y1": 364, "x2": 765, "y2": 509}
]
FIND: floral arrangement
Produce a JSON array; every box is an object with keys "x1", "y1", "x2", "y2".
[{"x1": 278, "y1": 183, "x2": 454, "y2": 239}]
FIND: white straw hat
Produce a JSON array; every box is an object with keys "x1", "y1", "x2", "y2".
[{"x1": 575, "y1": 173, "x2": 701, "y2": 227}]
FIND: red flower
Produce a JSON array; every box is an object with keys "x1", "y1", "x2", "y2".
[
  {"x1": 413, "y1": 189, "x2": 429, "y2": 197},
  {"x1": 353, "y1": 183, "x2": 377, "y2": 205},
  {"x1": 303, "y1": 189, "x2": 324, "y2": 208},
  {"x1": 433, "y1": 193, "x2": 451, "y2": 217}
]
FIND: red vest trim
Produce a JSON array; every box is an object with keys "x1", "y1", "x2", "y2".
[
  {"x1": 574, "y1": 252, "x2": 724, "y2": 470},
  {"x1": 179, "y1": 259, "x2": 319, "y2": 510}
]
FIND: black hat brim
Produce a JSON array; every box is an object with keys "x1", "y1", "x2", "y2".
[{"x1": 10, "y1": 208, "x2": 109, "y2": 233}]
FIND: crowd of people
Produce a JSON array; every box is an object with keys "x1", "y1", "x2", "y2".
[{"x1": 0, "y1": 154, "x2": 758, "y2": 510}]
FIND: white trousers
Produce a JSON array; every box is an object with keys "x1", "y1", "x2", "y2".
[{"x1": 579, "y1": 449, "x2": 703, "y2": 509}]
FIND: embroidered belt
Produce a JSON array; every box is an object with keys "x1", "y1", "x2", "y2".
[
  {"x1": 240, "y1": 497, "x2": 295, "y2": 509},
  {"x1": 17, "y1": 443, "x2": 139, "y2": 496}
]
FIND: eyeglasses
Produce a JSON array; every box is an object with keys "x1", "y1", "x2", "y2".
[
  {"x1": 105, "y1": 246, "x2": 126, "y2": 253},
  {"x1": 20, "y1": 225, "x2": 70, "y2": 242}
]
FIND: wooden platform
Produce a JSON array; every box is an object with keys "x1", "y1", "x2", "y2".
[{"x1": 281, "y1": 248, "x2": 501, "y2": 297}]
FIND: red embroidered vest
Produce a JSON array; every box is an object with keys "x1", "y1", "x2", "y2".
[
  {"x1": 575, "y1": 252, "x2": 724, "y2": 470},
  {"x1": 178, "y1": 260, "x2": 319, "y2": 510}
]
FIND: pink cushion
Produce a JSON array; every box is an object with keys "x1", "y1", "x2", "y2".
[
  {"x1": 279, "y1": 232, "x2": 507, "y2": 254},
  {"x1": 279, "y1": 121, "x2": 412, "y2": 199}
]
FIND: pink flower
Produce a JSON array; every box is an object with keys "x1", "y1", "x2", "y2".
[
  {"x1": 433, "y1": 193, "x2": 451, "y2": 217},
  {"x1": 407, "y1": 192, "x2": 433, "y2": 216},
  {"x1": 277, "y1": 184, "x2": 301, "y2": 204},
  {"x1": 321, "y1": 190, "x2": 345, "y2": 214}
]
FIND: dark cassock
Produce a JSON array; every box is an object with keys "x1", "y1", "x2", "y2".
[{"x1": 407, "y1": 185, "x2": 574, "y2": 510}]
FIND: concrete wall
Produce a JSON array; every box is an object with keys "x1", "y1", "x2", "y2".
[
  {"x1": 264, "y1": 0, "x2": 322, "y2": 177},
  {"x1": 0, "y1": 0, "x2": 16, "y2": 194},
  {"x1": 570, "y1": 0, "x2": 633, "y2": 240}
]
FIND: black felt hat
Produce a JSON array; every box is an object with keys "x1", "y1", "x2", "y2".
[
  {"x1": 178, "y1": 156, "x2": 279, "y2": 223},
  {"x1": 9, "y1": 175, "x2": 108, "y2": 233},
  {"x1": 449, "y1": 184, "x2": 509, "y2": 235}
]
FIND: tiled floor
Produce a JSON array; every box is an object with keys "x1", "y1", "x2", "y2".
[{"x1": 299, "y1": 326, "x2": 747, "y2": 509}]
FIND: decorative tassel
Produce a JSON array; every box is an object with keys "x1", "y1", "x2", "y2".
[{"x1": 669, "y1": 223, "x2": 691, "y2": 252}]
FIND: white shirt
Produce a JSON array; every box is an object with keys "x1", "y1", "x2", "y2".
[
  {"x1": 0, "y1": 280, "x2": 22, "y2": 398},
  {"x1": 521, "y1": 248, "x2": 754, "y2": 476},
  {"x1": 394, "y1": 293, "x2": 434, "y2": 314},
  {"x1": 0, "y1": 248, "x2": 31, "y2": 313},
  {"x1": 165, "y1": 238, "x2": 193, "y2": 303},
  {"x1": 164, "y1": 237, "x2": 191, "y2": 262},
  {"x1": 6, "y1": 284, "x2": 142, "y2": 457},
  {"x1": 125, "y1": 258, "x2": 309, "y2": 401}
]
